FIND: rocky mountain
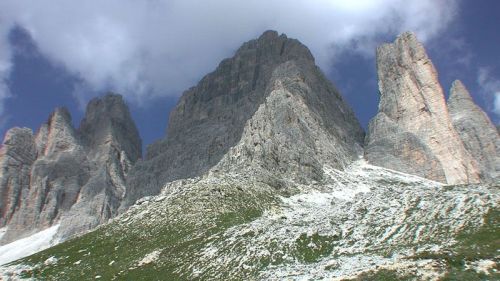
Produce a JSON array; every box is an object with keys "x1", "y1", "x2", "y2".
[
  {"x1": 365, "y1": 32, "x2": 481, "y2": 184},
  {"x1": 0, "y1": 94, "x2": 141, "y2": 245},
  {"x1": 0, "y1": 128, "x2": 37, "y2": 228},
  {"x1": 0, "y1": 31, "x2": 498, "y2": 280},
  {"x1": 122, "y1": 30, "x2": 365, "y2": 208},
  {"x1": 447, "y1": 80, "x2": 500, "y2": 182}
]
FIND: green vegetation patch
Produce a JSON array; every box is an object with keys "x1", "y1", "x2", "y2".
[
  {"x1": 412, "y1": 207, "x2": 499, "y2": 280},
  {"x1": 294, "y1": 232, "x2": 338, "y2": 263},
  {"x1": 9, "y1": 180, "x2": 281, "y2": 280}
]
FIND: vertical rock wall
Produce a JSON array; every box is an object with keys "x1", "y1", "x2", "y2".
[{"x1": 365, "y1": 32, "x2": 481, "y2": 184}]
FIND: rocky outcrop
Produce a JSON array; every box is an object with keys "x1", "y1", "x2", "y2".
[
  {"x1": 447, "y1": 80, "x2": 500, "y2": 181},
  {"x1": 123, "y1": 31, "x2": 365, "y2": 207},
  {"x1": 79, "y1": 95, "x2": 141, "y2": 162},
  {"x1": 212, "y1": 60, "x2": 363, "y2": 182},
  {"x1": 0, "y1": 128, "x2": 37, "y2": 227},
  {"x1": 365, "y1": 32, "x2": 480, "y2": 184},
  {"x1": 2, "y1": 108, "x2": 88, "y2": 244},
  {"x1": 0, "y1": 94, "x2": 141, "y2": 244},
  {"x1": 56, "y1": 94, "x2": 141, "y2": 240}
]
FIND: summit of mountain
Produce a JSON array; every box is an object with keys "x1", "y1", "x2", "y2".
[{"x1": 122, "y1": 30, "x2": 365, "y2": 207}]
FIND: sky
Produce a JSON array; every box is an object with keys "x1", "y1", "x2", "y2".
[{"x1": 0, "y1": 0, "x2": 499, "y2": 153}]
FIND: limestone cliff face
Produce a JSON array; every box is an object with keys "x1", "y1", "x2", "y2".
[
  {"x1": 123, "y1": 31, "x2": 365, "y2": 207},
  {"x1": 213, "y1": 60, "x2": 363, "y2": 183},
  {"x1": 0, "y1": 128, "x2": 37, "y2": 227},
  {"x1": 0, "y1": 94, "x2": 141, "y2": 244},
  {"x1": 2, "y1": 108, "x2": 88, "y2": 244},
  {"x1": 365, "y1": 32, "x2": 480, "y2": 184},
  {"x1": 447, "y1": 80, "x2": 500, "y2": 181},
  {"x1": 55, "y1": 94, "x2": 141, "y2": 240},
  {"x1": 79, "y1": 95, "x2": 141, "y2": 162}
]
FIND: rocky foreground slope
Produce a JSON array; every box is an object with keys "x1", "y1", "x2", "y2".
[
  {"x1": 0, "y1": 95, "x2": 141, "y2": 245},
  {"x1": 1, "y1": 160, "x2": 498, "y2": 280}
]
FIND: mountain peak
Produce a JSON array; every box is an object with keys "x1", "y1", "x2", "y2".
[
  {"x1": 366, "y1": 32, "x2": 481, "y2": 184},
  {"x1": 447, "y1": 80, "x2": 500, "y2": 182},
  {"x1": 38, "y1": 106, "x2": 79, "y2": 156},
  {"x1": 397, "y1": 31, "x2": 419, "y2": 42},
  {"x1": 449, "y1": 79, "x2": 473, "y2": 102},
  {"x1": 123, "y1": 30, "x2": 363, "y2": 207},
  {"x1": 376, "y1": 31, "x2": 428, "y2": 83},
  {"x1": 392, "y1": 31, "x2": 422, "y2": 51},
  {"x1": 79, "y1": 93, "x2": 141, "y2": 161},
  {"x1": 258, "y1": 30, "x2": 281, "y2": 40},
  {"x1": 235, "y1": 30, "x2": 315, "y2": 64},
  {"x1": 49, "y1": 107, "x2": 72, "y2": 123},
  {"x1": 83, "y1": 93, "x2": 128, "y2": 120}
]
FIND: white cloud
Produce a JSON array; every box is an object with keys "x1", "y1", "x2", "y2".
[
  {"x1": 478, "y1": 68, "x2": 500, "y2": 91},
  {"x1": 0, "y1": 15, "x2": 14, "y2": 125},
  {"x1": 478, "y1": 68, "x2": 500, "y2": 119},
  {"x1": 0, "y1": 0, "x2": 459, "y2": 112},
  {"x1": 494, "y1": 93, "x2": 500, "y2": 117}
]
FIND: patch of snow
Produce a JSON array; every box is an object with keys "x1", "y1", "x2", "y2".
[
  {"x1": 0, "y1": 224, "x2": 60, "y2": 265},
  {"x1": 0, "y1": 227, "x2": 6, "y2": 241}
]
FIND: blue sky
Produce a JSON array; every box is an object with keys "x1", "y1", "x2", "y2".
[{"x1": 0, "y1": 0, "x2": 499, "y2": 153}]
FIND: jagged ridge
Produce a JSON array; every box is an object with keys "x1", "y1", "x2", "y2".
[{"x1": 0, "y1": 94, "x2": 141, "y2": 245}]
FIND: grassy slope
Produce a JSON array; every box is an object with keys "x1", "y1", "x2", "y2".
[
  {"x1": 3, "y1": 179, "x2": 498, "y2": 281},
  {"x1": 10, "y1": 179, "x2": 281, "y2": 280}
]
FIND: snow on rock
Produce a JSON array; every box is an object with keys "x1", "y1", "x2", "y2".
[
  {"x1": 137, "y1": 250, "x2": 161, "y2": 266},
  {"x1": 0, "y1": 228, "x2": 6, "y2": 241},
  {"x1": 0, "y1": 224, "x2": 60, "y2": 265}
]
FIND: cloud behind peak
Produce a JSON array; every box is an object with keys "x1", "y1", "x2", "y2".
[{"x1": 0, "y1": 0, "x2": 460, "y2": 115}]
